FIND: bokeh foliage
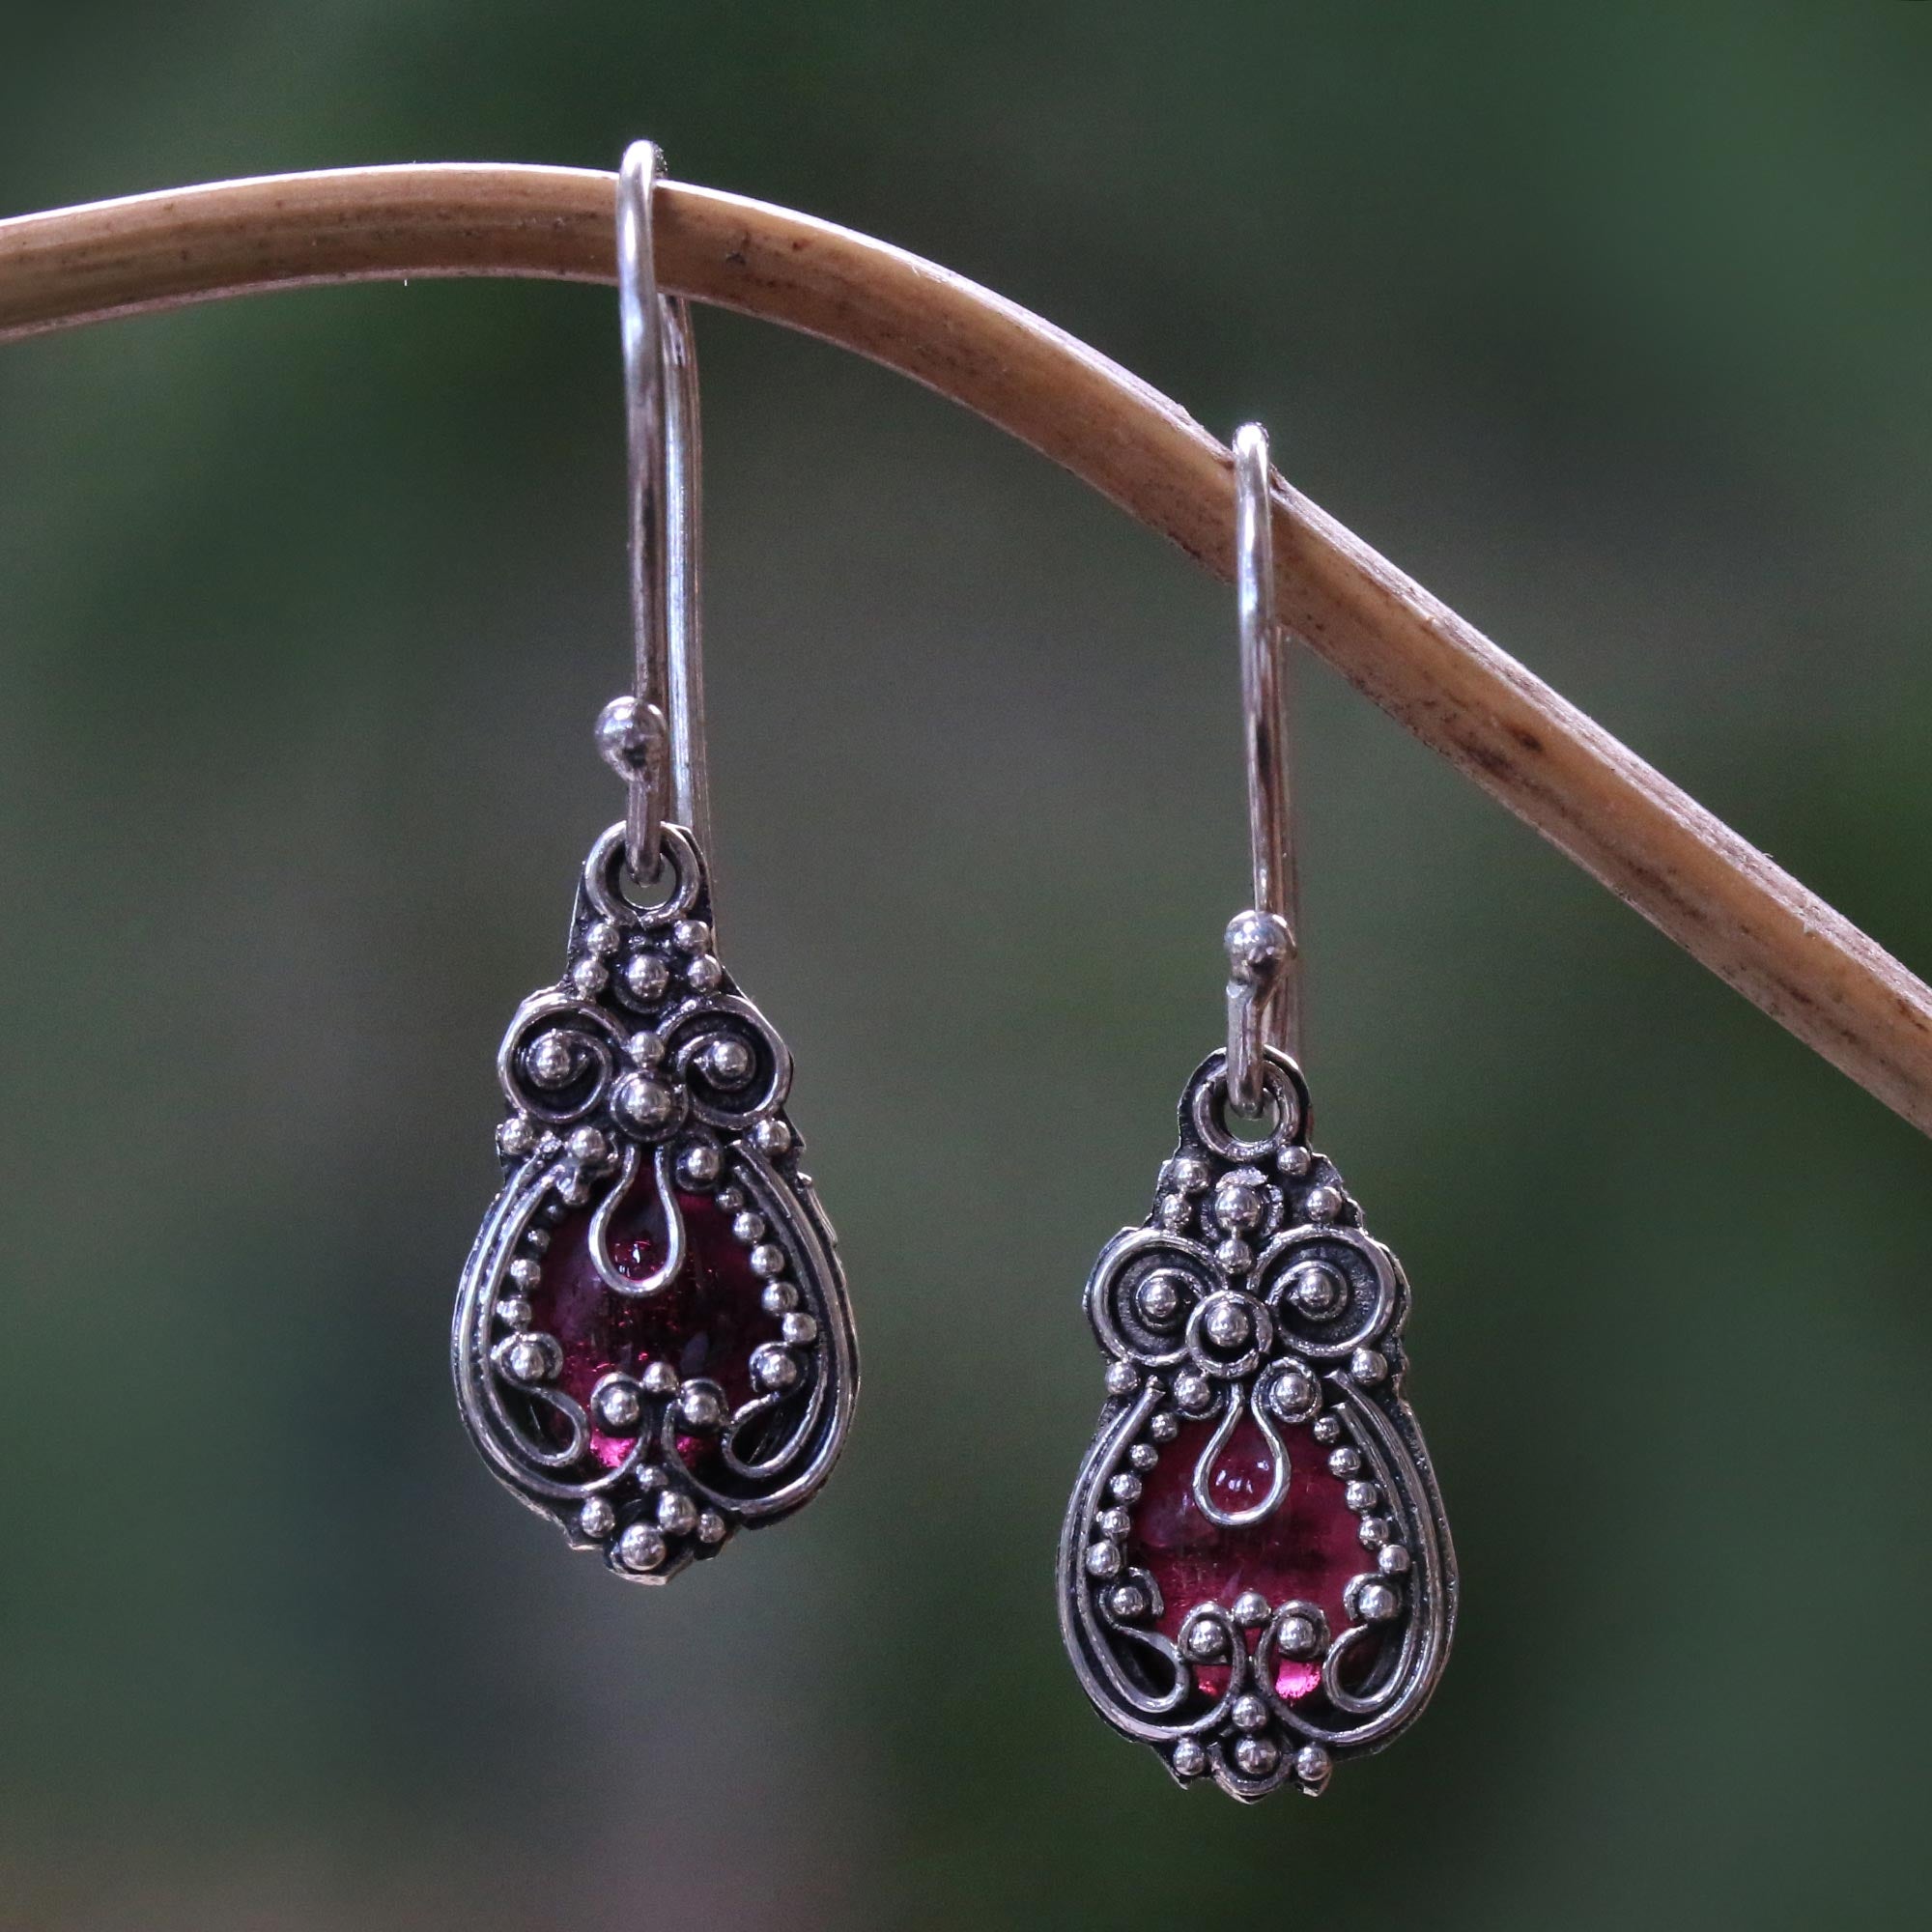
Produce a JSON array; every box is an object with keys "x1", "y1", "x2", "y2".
[{"x1": 2, "y1": 5, "x2": 1929, "y2": 1926}]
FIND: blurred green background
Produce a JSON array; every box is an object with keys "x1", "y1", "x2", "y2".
[{"x1": 3, "y1": 4, "x2": 1931, "y2": 1927}]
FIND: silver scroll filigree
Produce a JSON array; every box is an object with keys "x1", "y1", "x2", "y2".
[
  {"x1": 453, "y1": 822, "x2": 857, "y2": 1583},
  {"x1": 1058, "y1": 1048, "x2": 1455, "y2": 1799}
]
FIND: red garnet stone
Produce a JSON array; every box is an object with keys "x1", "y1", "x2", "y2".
[
  {"x1": 1127, "y1": 1409, "x2": 1370, "y2": 1702},
  {"x1": 526, "y1": 1184, "x2": 771, "y2": 1468}
]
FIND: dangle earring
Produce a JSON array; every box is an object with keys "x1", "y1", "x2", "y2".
[
  {"x1": 1056, "y1": 426, "x2": 1455, "y2": 1797},
  {"x1": 452, "y1": 143, "x2": 858, "y2": 1583}
]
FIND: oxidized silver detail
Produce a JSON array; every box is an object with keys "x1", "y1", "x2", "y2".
[
  {"x1": 1058, "y1": 1047, "x2": 1455, "y2": 1800},
  {"x1": 454, "y1": 822, "x2": 857, "y2": 1584}
]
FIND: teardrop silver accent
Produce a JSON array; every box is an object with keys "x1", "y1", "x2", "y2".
[
  {"x1": 453, "y1": 823, "x2": 858, "y2": 1584},
  {"x1": 1189, "y1": 1384, "x2": 1289, "y2": 1529},
  {"x1": 589, "y1": 1142, "x2": 686, "y2": 1296}
]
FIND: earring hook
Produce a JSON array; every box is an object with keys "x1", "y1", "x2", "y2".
[
  {"x1": 1224, "y1": 421, "x2": 1301, "y2": 1111},
  {"x1": 597, "y1": 140, "x2": 710, "y2": 880}
]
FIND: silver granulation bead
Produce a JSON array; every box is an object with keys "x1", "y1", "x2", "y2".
[
  {"x1": 1184, "y1": 1621, "x2": 1226, "y2": 1661},
  {"x1": 701, "y1": 1037, "x2": 754, "y2": 1087},
  {"x1": 622, "y1": 952, "x2": 670, "y2": 1002},
  {"x1": 675, "y1": 1385, "x2": 723, "y2": 1430},
  {"x1": 750, "y1": 1343, "x2": 800, "y2": 1392},
  {"x1": 1357, "y1": 1581, "x2": 1400, "y2": 1623},
  {"x1": 1201, "y1": 1293, "x2": 1251, "y2": 1350},
  {"x1": 503, "y1": 1336, "x2": 550, "y2": 1382},
  {"x1": 1278, "y1": 1611, "x2": 1321, "y2": 1659},
  {"x1": 1267, "y1": 1366, "x2": 1321, "y2": 1422},
  {"x1": 1173, "y1": 1372, "x2": 1211, "y2": 1413},
  {"x1": 1136, "y1": 1273, "x2": 1181, "y2": 1322},
  {"x1": 614, "y1": 1522, "x2": 667, "y2": 1574},
  {"x1": 1161, "y1": 1153, "x2": 1213, "y2": 1196},
  {"x1": 593, "y1": 1382, "x2": 642, "y2": 1432},
  {"x1": 1213, "y1": 1236, "x2": 1254, "y2": 1274},
  {"x1": 1303, "y1": 1184, "x2": 1344, "y2": 1223},
  {"x1": 526, "y1": 1031, "x2": 575, "y2": 1089},
  {"x1": 1211, "y1": 1171, "x2": 1268, "y2": 1233},
  {"x1": 677, "y1": 1141, "x2": 721, "y2": 1186},
  {"x1": 613, "y1": 1071, "x2": 676, "y2": 1131}
]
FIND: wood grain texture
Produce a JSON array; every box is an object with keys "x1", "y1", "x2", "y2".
[{"x1": 3, "y1": 163, "x2": 1928, "y2": 1133}]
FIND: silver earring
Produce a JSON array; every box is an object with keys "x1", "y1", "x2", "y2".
[
  {"x1": 451, "y1": 142, "x2": 859, "y2": 1584},
  {"x1": 1057, "y1": 424, "x2": 1455, "y2": 1796}
]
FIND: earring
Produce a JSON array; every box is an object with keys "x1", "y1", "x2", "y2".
[
  {"x1": 452, "y1": 143, "x2": 858, "y2": 1584},
  {"x1": 1057, "y1": 425, "x2": 1455, "y2": 1797}
]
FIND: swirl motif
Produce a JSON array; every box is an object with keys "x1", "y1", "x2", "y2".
[
  {"x1": 663, "y1": 994, "x2": 793, "y2": 1129},
  {"x1": 497, "y1": 992, "x2": 627, "y2": 1124},
  {"x1": 453, "y1": 822, "x2": 858, "y2": 1585},
  {"x1": 1058, "y1": 1048, "x2": 1456, "y2": 1800}
]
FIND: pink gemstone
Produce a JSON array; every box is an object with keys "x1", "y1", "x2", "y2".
[
  {"x1": 1273, "y1": 1659, "x2": 1322, "y2": 1701},
  {"x1": 526, "y1": 1185, "x2": 769, "y2": 1467},
  {"x1": 1127, "y1": 1410, "x2": 1372, "y2": 1704}
]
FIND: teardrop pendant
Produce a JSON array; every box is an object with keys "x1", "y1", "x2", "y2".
[
  {"x1": 453, "y1": 823, "x2": 858, "y2": 1582},
  {"x1": 1057, "y1": 1049, "x2": 1455, "y2": 1798}
]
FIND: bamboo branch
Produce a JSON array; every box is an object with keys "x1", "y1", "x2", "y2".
[{"x1": 2, "y1": 163, "x2": 1927, "y2": 1133}]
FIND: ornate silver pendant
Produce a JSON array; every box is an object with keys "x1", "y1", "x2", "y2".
[
  {"x1": 453, "y1": 822, "x2": 857, "y2": 1583},
  {"x1": 1059, "y1": 1049, "x2": 1455, "y2": 1799}
]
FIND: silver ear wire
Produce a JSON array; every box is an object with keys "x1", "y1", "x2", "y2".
[
  {"x1": 1225, "y1": 422, "x2": 1300, "y2": 1111},
  {"x1": 598, "y1": 140, "x2": 709, "y2": 882}
]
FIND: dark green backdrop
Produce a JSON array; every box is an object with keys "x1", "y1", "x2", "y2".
[{"x1": 3, "y1": 5, "x2": 1930, "y2": 1927}]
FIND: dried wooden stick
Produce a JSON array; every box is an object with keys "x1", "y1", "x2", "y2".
[{"x1": 2, "y1": 164, "x2": 1927, "y2": 1133}]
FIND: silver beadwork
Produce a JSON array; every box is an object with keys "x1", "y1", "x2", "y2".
[{"x1": 1057, "y1": 1050, "x2": 1457, "y2": 1801}]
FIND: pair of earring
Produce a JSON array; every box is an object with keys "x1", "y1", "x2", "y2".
[{"x1": 451, "y1": 143, "x2": 1456, "y2": 1804}]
